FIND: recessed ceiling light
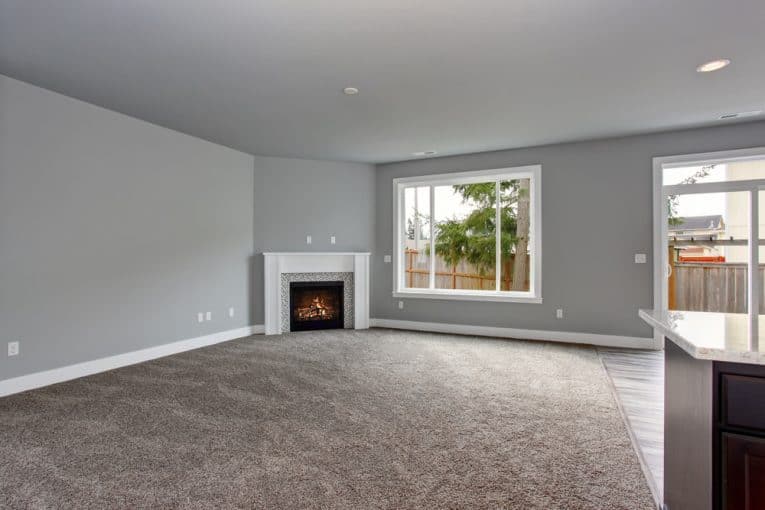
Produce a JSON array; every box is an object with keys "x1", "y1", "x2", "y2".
[
  {"x1": 413, "y1": 151, "x2": 437, "y2": 157},
  {"x1": 343, "y1": 87, "x2": 359, "y2": 95},
  {"x1": 696, "y1": 59, "x2": 731, "y2": 73}
]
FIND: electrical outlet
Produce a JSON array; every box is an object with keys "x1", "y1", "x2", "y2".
[
  {"x1": 206, "y1": 311, "x2": 212, "y2": 321},
  {"x1": 229, "y1": 307, "x2": 235, "y2": 318},
  {"x1": 197, "y1": 312, "x2": 204, "y2": 323},
  {"x1": 556, "y1": 308, "x2": 564, "y2": 319},
  {"x1": 306, "y1": 235, "x2": 312, "y2": 245},
  {"x1": 8, "y1": 341, "x2": 19, "y2": 357},
  {"x1": 634, "y1": 253, "x2": 647, "y2": 264},
  {"x1": 384, "y1": 255, "x2": 391, "y2": 263},
  {"x1": 330, "y1": 236, "x2": 336, "y2": 245},
  {"x1": 398, "y1": 301, "x2": 404, "y2": 309}
]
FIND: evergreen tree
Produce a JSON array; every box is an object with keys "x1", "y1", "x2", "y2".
[{"x1": 432, "y1": 179, "x2": 530, "y2": 290}]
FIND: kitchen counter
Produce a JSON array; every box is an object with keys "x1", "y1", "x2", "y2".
[
  {"x1": 640, "y1": 308, "x2": 765, "y2": 510},
  {"x1": 639, "y1": 309, "x2": 765, "y2": 365}
]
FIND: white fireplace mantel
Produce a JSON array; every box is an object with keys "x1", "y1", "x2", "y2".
[{"x1": 263, "y1": 252, "x2": 371, "y2": 335}]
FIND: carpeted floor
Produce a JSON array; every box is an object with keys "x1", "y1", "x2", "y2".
[{"x1": 0, "y1": 329, "x2": 654, "y2": 509}]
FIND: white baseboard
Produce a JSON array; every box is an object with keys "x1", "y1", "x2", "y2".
[
  {"x1": 0, "y1": 325, "x2": 265, "y2": 398},
  {"x1": 369, "y1": 318, "x2": 659, "y2": 350}
]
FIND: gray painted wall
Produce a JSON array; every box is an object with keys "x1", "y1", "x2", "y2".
[
  {"x1": 373, "y1": 121, "x2": 765, "y2": 340},
  {"x1": 0, "y1": 75, "x2": 255, "y2": 379},
  {"x1": 4, "y1": 69, "x2": 765, "y2": 378},
  {"x1": 252, "y1": 155, "x2": 375, "y2": 324}
]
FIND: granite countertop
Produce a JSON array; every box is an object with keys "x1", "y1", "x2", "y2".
[{"x1": 639, "y1": 309, "x2": 765, "y2": 365}]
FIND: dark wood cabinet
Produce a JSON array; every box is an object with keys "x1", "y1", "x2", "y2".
[
  {"x1": 722, "y1": 433, "x2": 765, "y2": 510},
  {"x1": 721, "y1": 375, "x2": 765, "y2": 431},
  {"x1": 664, "y1": 341, "x2": 765, "y2": 510},
  {"x1": 716, "y1": 362, "x2": 765, "y2": 510}
]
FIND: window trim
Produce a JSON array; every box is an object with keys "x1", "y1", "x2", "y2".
[
  {"x1": 392, "y1": 165, "x2": 542, "y2": 303},
  {"x1": 653, "y1": 147, "x2": 765, "y2": 345}
]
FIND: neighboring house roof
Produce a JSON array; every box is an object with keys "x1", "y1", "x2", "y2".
[{"x1": 668, "y1": 215, "x2": 724, "y2": 232}]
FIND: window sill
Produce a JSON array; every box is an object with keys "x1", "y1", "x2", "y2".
[{"x1": 392, "y1": 290, "x2": 543, "y2": 304}]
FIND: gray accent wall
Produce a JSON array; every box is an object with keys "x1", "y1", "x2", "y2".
[
  {"x1": 0, "y1": 76, "x2": 377, "y2": 381},
  {"x1": 373, "y1": 121, "x2": 765, "y2": 341},
  {"x1": 0, "y1": 75, "x2": 255, "y2": 380},
  {"x1": 252, "y1": 155, "x2": 375, "y2": 324}
]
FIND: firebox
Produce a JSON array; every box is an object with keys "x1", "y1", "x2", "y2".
[{"x1": 289, "y1": 281, "x2": 344, "y2": 332}]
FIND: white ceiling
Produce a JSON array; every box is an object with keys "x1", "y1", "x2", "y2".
[{"x1": 1, "y1": 0, "x2": 764, "y2": 163}]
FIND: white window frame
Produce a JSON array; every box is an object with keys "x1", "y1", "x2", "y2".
[
  {"x1": 392, "y1": 165, "x2": 542, "y2": 303},
  {"x1": 652, "y1": 146, "x2": 765, "y2": 344}
]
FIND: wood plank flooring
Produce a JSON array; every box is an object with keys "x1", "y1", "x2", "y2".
[{"x1": 599, "y1": 347, "x2": 664, "y2": 507}]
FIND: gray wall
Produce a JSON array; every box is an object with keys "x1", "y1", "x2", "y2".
[
  {"x1": 5, "y1": 69, "x2": 765, "y2": 379},
  {"x1": 373, "y1": 121, "x2": 765, "y2": 340},
  {"x1": 252, "y1": 155, "x2": 375, "y2": 323},
  {"x1": 0, "y1": 75, "x2": 255, "y2": 379}
]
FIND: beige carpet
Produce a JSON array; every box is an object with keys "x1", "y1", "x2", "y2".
[{"x1": 0, "y1": 329, "x2": 654, "y2": 509}]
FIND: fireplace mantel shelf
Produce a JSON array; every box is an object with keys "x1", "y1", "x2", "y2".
[{"x1": 263, "y1": 252, "x2": 370, "y2": 335}]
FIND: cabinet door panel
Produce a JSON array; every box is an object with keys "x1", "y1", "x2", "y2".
[
  {"x1": 722, "y1": 374, "x2": 765, "y2": 431},
  {"x1": 723, "y1": 433, "x2": 765, "y2": 510}
]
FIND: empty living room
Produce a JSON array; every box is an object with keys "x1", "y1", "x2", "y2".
[{"x1": 3, "y1": 1, "x2": 765, "y2": 509}]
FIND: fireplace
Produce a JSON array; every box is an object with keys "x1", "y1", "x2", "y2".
[
  {"x1": 263, "y1": 252, "x2": 370, "y2": 335},
  {"x1": 289, "y1": 281, "x2": 344, "y2": 332}
]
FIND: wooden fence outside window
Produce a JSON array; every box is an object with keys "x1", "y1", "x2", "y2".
[
  {"x1": 404, "y1": 249, "x2": 530, "y2": 291},
  {"x1": 668, "y1": 245, "x2": 765, "y2": 313}
]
